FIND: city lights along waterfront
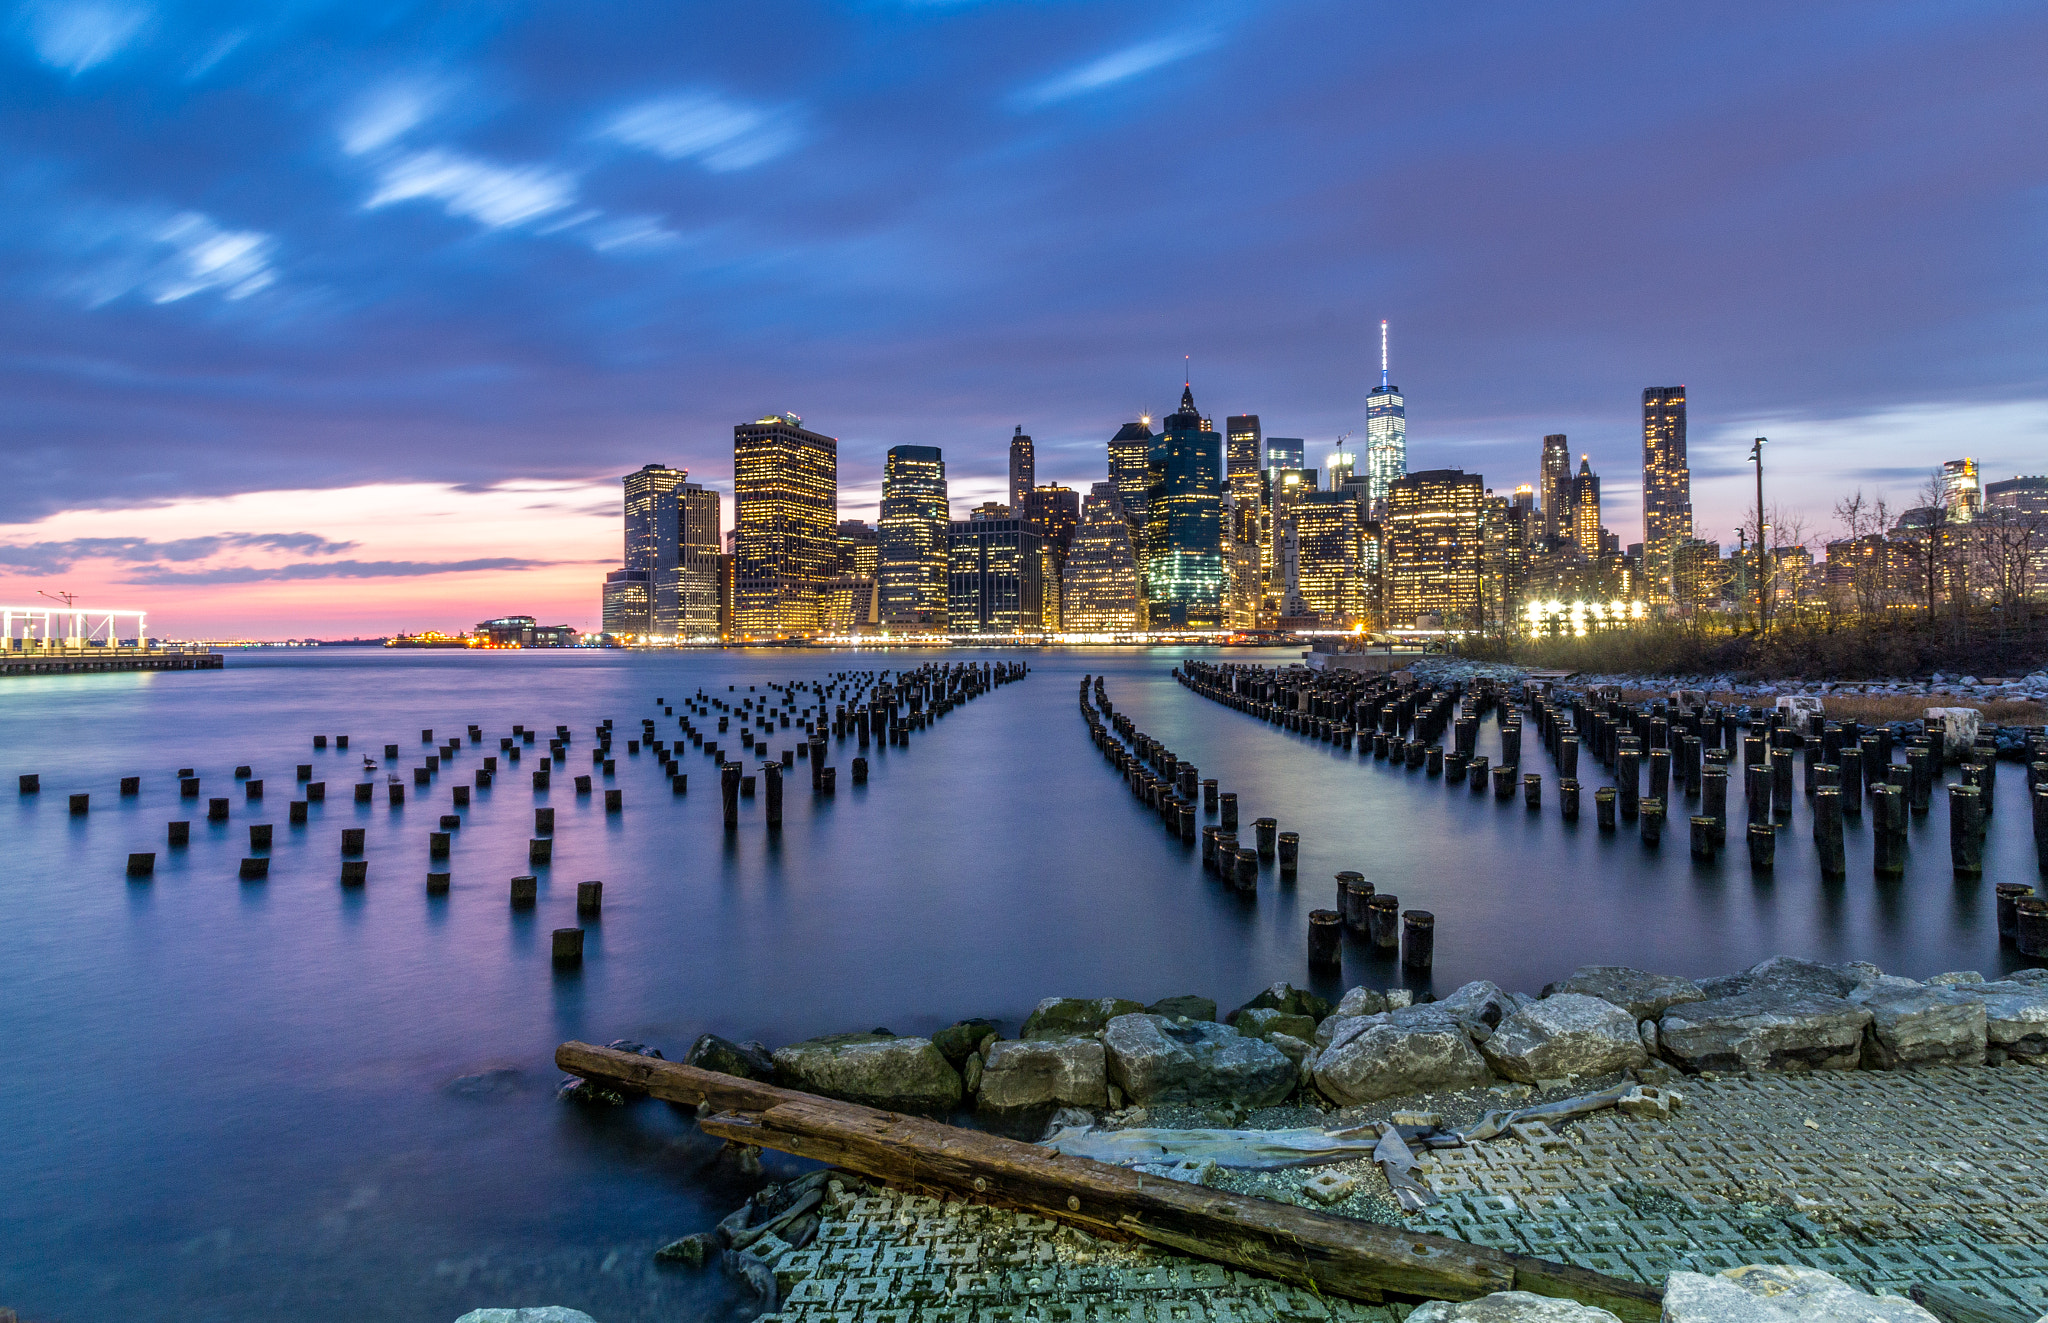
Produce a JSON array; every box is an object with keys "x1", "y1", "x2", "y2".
[{"x1": 3, "y1": 646, "x2": 2044, "y2": 1322}]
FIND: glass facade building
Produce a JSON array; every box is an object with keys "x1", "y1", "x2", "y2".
[
  {"x1": 1107, "y1": 420, "x2": 1155, "y2": 535},
  {"x1": 878, "y1": 445, "x2": 950, "y2": 631},
  {"x1": 1385, "y1": 468, "x2": 1484, "y2": 627},
  {"x1": 1007, "y1": 428, "x2": 1035, "y2": 514},
  {"x1": 1290, "y1": 490, "x2": 1366, "y2": 625},
  {"x1": 1225, "y1": 414, "x2": 1263, "y2": 477},
  {"x1": 1141, "y1": 386, "x2": 1226, "y2": 630},
  {"x1": 732, "y1": 414, "x2": 839, "y2": 639},
  {"x1": 947, "y1": 511, "x2": 1042, "y2": 635},
  {"x1": 1540, "y1": 434, "x2": 1571, "y2": 545},
  {"x1": 1365, "y1": 323, "x2": 1406, "y2": 518},
  {"x1": 1572, "y1": 457, "x2": 1602, "y2": 559},
  {"x1": 1061, "y1": 484, "x2": 1141, "y2": 632}
]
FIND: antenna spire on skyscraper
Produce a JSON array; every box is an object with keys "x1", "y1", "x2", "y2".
[{"x1": 1380, "y1": 319, "x2": 1389, "y2": 389}]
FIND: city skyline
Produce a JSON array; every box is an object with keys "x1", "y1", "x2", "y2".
[{"x1": 4, "y1": 1, "x2": 2045, "y2": 635}]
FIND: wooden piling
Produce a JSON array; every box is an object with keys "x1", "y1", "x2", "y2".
[
  {"x1": 551, "y1": 928, "x2": 586, "y2": 967},
  {"x1": 1689, "y1": 815, "x2": 1716, "y2": 861},
  {"x1": 1595, "y1": 786, "x2": 1616, "y2": 832},
  {"x1": 1702, "y1": 769, "x2": 1727, "y2": 845},
  {"x1": 605, "y1": 788, "x2": 623, "y2": 812},
  {"x1": 1872, "y1": 785, "x2": 1906, "y2": 877},
  {"x1": 722, "y1": 763, "x2": 740, "y2": 830},
  {"x1": 1367, "y1": 893, "x2": 1400, "y2": 950},
  {"x1": 1232, "y1": 848, "x2": 1260, "y2": 893},
  {"x1": 1949, "y1": 784, "x2": 1984, "y2": 875},
  {"x1": 2016, "y1": 897, "x2": 2048, "y2": 958},
  {"x1": 341, "y1": 860, "x2": 368, "y2": 886},
  {"x1": 210, "y1": 796, "x2": 230, "y2": 820},
  {"x1": 577, "y1": 880, "x2": 602, "y2": 916},
  {"x1": 249, "y1": 823, "x2": 272, "y2": 850},
  {"x1": 1560, "y1": 778, "x2": 1580, "y2": 821},
  {"x1": 529, "y1": 837, "x2": 552, "y2": 865},
  {"x1": 1747, "y1": 823, "x2": 1775, "y2": 872},
  {"x1": 168, "y1": 820, "x2": 190, "y2": 846},
  {"x1": 1307, "y1": 909, "x2": 1342, "y2": 968},
  {"x1": 1277, "y1": 830, "x2": 1299, "y2": 875},
  {"x1": 510, "y1": 874, "x2": 537, "y2": 908},
  {"x1": 1640, "y1": 797, "x2": 1664, "y2": 847},
  {"x1": 1814, "y1": 787, "x2": 1845, "y2": 877},
  {"x1": 239, "y1": 857, "x2": 269, "y2": 880},
  {"x1": 1401, "y1": 910, "x2": 1434, "y2": 971},
  {"x1": 1254, "y1": 817, "x2": 1278, "y2": 860},
  {"x1": 127, "y1": 852, "x2": 155, "y2": 877},
  {"x1": 1219, "y1": 792, "x2": 1238, "y2": 830}
]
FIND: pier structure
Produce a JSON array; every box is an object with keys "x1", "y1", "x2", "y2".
[{"x1": 2, "y1": 604, "x2": 221, "y2": 677}]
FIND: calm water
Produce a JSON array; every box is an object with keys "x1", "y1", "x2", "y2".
[{"x1": 2, "y1": 648, "x2": 2039, "y2": 1322}]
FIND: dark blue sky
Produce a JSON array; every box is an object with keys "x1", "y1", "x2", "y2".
[{"x1": 5, "y1": 0, "x2": 2046, "y2": 549}]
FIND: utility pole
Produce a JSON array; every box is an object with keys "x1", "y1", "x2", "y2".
[{"x1": 1749, "y1": 437, "x2": 1769, "y2": 636}]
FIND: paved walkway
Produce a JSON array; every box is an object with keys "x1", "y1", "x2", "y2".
[{"x1": 752, "y1": 1064, "x2": 2048, "y2": 1322}]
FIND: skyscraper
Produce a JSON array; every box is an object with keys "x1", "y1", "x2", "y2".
[
  {"x1": 1225, "y1": 415, "x2": 1263, "y2": 477},
  {"x1": 1540, "y1": 434, "x2": 1571, "y2": 544},
  {"x1": 1141, "y1": 385, "x2": 1226, "y2": 629},
  {"x1": 1572, "y1": 457, "x2": 1602, "y2": 559},
  {"x1": 676, "y1": 482, "x2": 722, "y2": 638},
  {"x1": 1943, "y1": 458, "x2": 1982, "y2": 520},
  {"x1": 1061, "y1": 484, "x2": 1141, "y2": 632},
  {"x1": 1641, "y1": 387, "x2": 1692, "y2": 600},
  {"x1": 1290, "y1": 490, "x2": 1366, "y2": 625},
  {"x1": 1107, "y1": 419, "x2": 1154, "y2": 531},
  {"x1": 948, "y1": 507, "x2": 1043, "y2": 635},
  {"x1": 1007, "y1": 427, "x2": 1035, "y2": 513},
  {"x1": 619, "y1": 463, "x2": 688, "y2": 635},
  {"x1": 602, "y1": 568, "x2": 652, "y2": 637},
  {"x1": 1264, "y1": 437, "x2": 1305, "y2": 473},
  {"x1": 1365, "y1": 320, "x2": 1407, "y2": 517},
  {"x1": 732, "y1": 414, "x2": 839, "y2": 639},
  {"x1": 1024, "y1": 483, "x2": 1079, "y2": 631},
  {"x1": 1384, "y1": 469, "x2": 1483, "y2": 628},
  {"x1": 877, "y1": 445, "x2": 950, "y2": 631}
]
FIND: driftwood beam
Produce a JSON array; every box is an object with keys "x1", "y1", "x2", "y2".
[{"x1": 556, "y1": 1040, "x2": 1663, "y2": 1321}]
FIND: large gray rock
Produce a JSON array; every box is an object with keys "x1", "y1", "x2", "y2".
[
  {"x1": 772, "y1": 1033, "x2": 963, "y2": 1111},
  {"x1": 1657, "y1": 992, "x2": 1872, "y2": 1073},
  {"x1": 1146, "y1": 994, "x2": 1218, "y2": 1021},
  {"x1": 1849, "y1": 984, "x2": 1986, "y2": 1069},
  {"x1": 977, "y1": 1038, "x2": 1109, "y2": 1110},
  {"x1": 686, "y1": 1033, "x2": 776, "y2": 1080},
  {"x1": 1698, "y1": 957, "x2": 1858, "y2": 1002},
  {"x1": 1662, "y1": 1264, "x2": 1937, "y2": 1323},
  {"x1": 1962, "y1": 982, "x2": 2048, "y2": 1058},
  {"x1": 1310, "y1": 1005, "x2": 1494, "y2": 1106},
  {"x1": 1236, "y1": 1006, "x2": 1318, "y2": 1043},
  {"x1": 1481, "y1": 994, "x2": 1649, "y2": 1083},
  {"x1": 1543, "y1": 966, "x2": 1706, "y2": 1022},
  {"x1": 1102, "y1": 1014, "x2": 1296, "y2": 1107},
  {"x1": 1021, "y1": 997, "x2": 1146, "y2": 1040},
  {"x1": 1332, "y1": 986, "x2": 1391, "y2": 1019},
  {"x1": 1924, "y1": 707, "x2": 1981, "y2": 761},
  {"x1": 2008, "y1": 966, "x2": 2048, "y2": 985},
  {"x1": 1435, "y1": 980, "x2": 1516, "y2": 1031},
  {"x1": 1231, "y1": 981, "x2": 1332, "y2": 1023},
  {"x1": 931, "y1": 1018, "x2": 1000, "y2": 1066},
  {"x1": 1408, "y1": 1292, "x2": 1620, "y2": 1323},
  {"x1": 455, "y1": 1311, "x2": 600, "y2": 1323}
]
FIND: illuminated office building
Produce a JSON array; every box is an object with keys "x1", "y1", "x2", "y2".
[
  {"x1": 1225, "y1": 471, "x2": 1268, "y2": 629},
  {"x1": 822, "y1": 520, "x2": 879, "y2": 637},
  {"x1": 948, "y1": 507, "x2": 1043, "y2": 635},
  {"x1": 1226, "y1": 414, "x2": 1263, "y2": 476},
  {"x1": 1641, "y1": 388, "x2": 1692, "y2": 601},
  {"x1": 1025, "y1": 483, "x2": 1080, "y2": 630},
  {"x1": 602, "y1": 569, "x2": 652, "y2": 637},
  {"x1": 1008, "y1": 427, "x2": 1035, "y2": 513},
  {"x1": 1327, "y1": 450, "x2": 1357, "y2": 491},
  {"x1": 1141, "y1": 385, "x2": 1226, "y2": 630},
  {"x1": 878, "y1": 445, "x2": 950, "y2": 631},
  {"x1": 616, "y1": 463, "x2": 688, "y2": 635},
  {"x1": 1108, "y1": 419, "x2": 1155, "y2": 532},
  {"x1": 1264, "y1": 437, "x2": 1305, "y2": 474},
  {"x1": 732, "y1": 413, "x2": 839, "y2": 638},
  {"x1": 1384, "y1": 468, "x2": 1483, "y2": 627},
  {"x1": 1061, "y1": 484, "x2": 1142, "y2": 632},
  {"x1": 1572, "y1": 457, "x2": 1602, "y2": 559},
  {"x1": 1290, "y1": 491, "x2": 1366, "y2": 625},
  {"x1": 1365, "y1": 320, "x2": 1407, "y2": 517},
  {"x1": 675, "y1": 482, "x2": 722, "y2": 638},
  {"x1": 1540, "y1": 434, "x2": 1571, "y2": 544}
]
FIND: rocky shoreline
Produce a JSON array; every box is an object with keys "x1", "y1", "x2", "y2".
[
  {"x1": 576, "y1": 956, "x2": 2048, "y2": 1130},
  {"x1": 1408, "y1": 659, "x2": 2048, "y2": 708}
]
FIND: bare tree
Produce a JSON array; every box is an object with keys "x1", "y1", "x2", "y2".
[{"x1": 1973, "y1": 504, "x2": 2038, "y2": 628}]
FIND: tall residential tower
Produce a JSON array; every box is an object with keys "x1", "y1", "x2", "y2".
[
  {"x1": 1007, "y1": 427, "x2": 1035, "y2": 513},
  {"x1": 1641, "y1": 387, "x2": 1692, "y2": 599},
  {"x1": 732, "y1": 414, "x2": 839, "y2": 638},
  {"x1": 877, "y1": 445, "x2": 951, "y2": 631},
  {"x1": 1540, "y1": 434, "x2": 1571, "y2": 544}
]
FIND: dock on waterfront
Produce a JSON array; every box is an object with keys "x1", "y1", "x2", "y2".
[{"x1": 1, "y1": 642, "x2": 222, "y2": 677}]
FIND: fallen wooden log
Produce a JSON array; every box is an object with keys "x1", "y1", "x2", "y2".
[{"x1": 556, "y1": 1040, "x2": 1662, "y2": 1320}]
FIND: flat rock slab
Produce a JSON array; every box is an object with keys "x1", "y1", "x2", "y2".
[
  {"x1": 454, "y1": 1311, "x2": 599, "y2": 1323},
  {"x1": 1657, "y1": 991, "x2": 1872, "y2": 1073},
  {"x1": 1311, "y1": 1005, "x2": 1493, "y2": 1106},
  {"x1": 772, "y1": 1033, "x2": 962, "y2": 1111},
  {"x1": 1409, "y1": 1291, "x2": 1621, "y2": 1323},
  {"x1": 1103, "y1": 1013, "x2": 1295, "y2": 1107},
  {"x1": 1481, "y1": 994, "x2": 1648, "y2": 1083},
  {"x1": 978, "y1": 1037, "x2": 1108, "y2": 1110},
  {"x1": 1849, "y1": 985, "x2": 1987, "y2": 1069},
  {"x1": 1543, "y1": 966, "x2": 1706, "y2": 1022},
  {"x1": 1964, "y1": 982, "x2": 2048, "y2": 1058},
  {"x1": 1662, "y1": 1265, "x2": 1938, "y2": 1323},
  {"x1": 1021, "y1": 996, "x2": 1146, "y2": 1040}
]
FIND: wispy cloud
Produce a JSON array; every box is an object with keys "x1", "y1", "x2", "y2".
[
  {"x1": 127, "y1": 556, "x2": 548, "y2": 584},
  {"x1": 53, "y1": 207, "x2": 279, "y2": 308},
  {"x1": 365, "y1": 149, "x2": 576, "y2": 229},
  {"x1": 15, "y1": 0, "x2": 148, "y2": 74},
  {"x1": 585, "y1": 214, "x2": 681, "y2": 253},
  {"x1": 0, "y1": 532, "x2": 356, "y2": 572},
  {"x1": 148, "y1": 212, "x2": 275, "y2": 302},
  {"x1": 339, "y1": 81, "x2": 443, "y2": 156},
  {"x1": 1013, "y1": 29, "x2": 1221, "y2": 109},
  {"x1": 601, "y1": 92, "x2": 800, "y2": 172}
]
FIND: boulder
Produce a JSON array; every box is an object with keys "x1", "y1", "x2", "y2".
[
  {"x1": 931, "y1": 1018, "x2": 1000, "y2": 1066},
  {"x1": 1102, "y1": 1014, "x2": 1297, "y2": 1107},
  {"x1": 1698, "y1": 957, "x2": 1858, "y2": 1002},
  {"x1": 1236, "y1": 1007, "x2": 1318, "y2": 1043},
  {"x1": 1146, "y1": 994, "x2": 1217, "y2": 1021},
  {"x1": 1310, "y1": 1005, "x2": 1494, "y2": 1106},
  {"x1": 2007, "y1": 966, "x2": 2048, "y2": 985},
  {"x1": 1849, "y1": 985, "x2": 1986, "y2": 1069},
  {"x1": 1435, "y1": 980, "x2": 1516, "y2": 1032},
  {"x1": 772, "y1": 1033, "x2": 963, "y2": 1111},
  {"x1": 1231, "y1": 981, "x2": 1332, "y2": 1023},
  {"x1": 454, "y1": 1311, "x2": 600, "y2": 1323},
  {"x1": 1541, "y1": 966, "x2": 1706, "y2": 1022},
  {"x1": 686, "y1": 1034, "x2": 776, "y2": 1081},
  {"x1": 1924, "y1": 970, "x2": 1984, "y2": 986},
  {"x1": 1662, "y1": 1264, "x2": 1937, "y2": 1323},
  {"x1": 1333, "y1": 986, "x2": 1390, "y2": 1019},
  {"x1": 977, "y1": 1038, "x2": 1109, "y2": 1110},
  {"x1": 1408, "y1": 1292, "x2": 1620, "y2": 1323},
  {"x1": 1924, "y1": 707, "x2": 1981, "y2": 761},
  {"x1": 1021, "y1": 997, "x2": 1146, "y2": 1040},
  {"x1": 1480, "y1": 994, "x2": 1649, "y2": 1082},
  {"x1": 1963, "y1": 982, "x2": 2048, "y2": 1058},
  {"x1": 1657, "y1": 992, "x2": 1872, "y2": 1073},
  {"x1": 1267, "y1": 1031, "x2": 1314, "y2": 1065}
]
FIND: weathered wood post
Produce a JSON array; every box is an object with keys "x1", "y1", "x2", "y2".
[
  {"x1": 1254, "y1": 817, "x2": 1278, "y2": 860},
  {"x1": 1595, "y1": 785, "x2": 1617, "y2": 832},
  {"x1": 1467, "y1": 755, "x2": 1489, "y2": 795},
  {"x1": 1560, "y1": 736, "x2": 1579, "y2": 780},
  {"x1": 1219, "y1": 792, "x2": 1238, "y2": 830},
  {"x1": 1747, "y1": 823, "x2": 1775, "y2": 872},
  {"x1": 341, "y1": 860, "x2": 368, "y2": 886},
  {"x1": 765, "y1": 763, "x2": 783, "y2": 829},
  {"x1": 722, "y1": 762, "x2": 740, "y2": 830},
  {"x1": 1276, "y1": 830, "x2": 1299, "y2": 875},
  {"x1": 1616, "y1": 749, "x2": 1640, "y2": 819},
  {"x1": 605, "y1": 788, "x2": 623, "y2": 813},
  {"x1": 1307, "y1": 909, "x2": 1342, "y2": 968},
  {"x1": 168, "y1": 820, "x2": 190, "y2": 846},
  {"x1": 1702, "y1": 768, "x2": 1728, "y2": 846},
  {"x1": 1640, "y1": 797, "x2": 1664, "y2": 847},
  {"x1": 1648, "y1": 748, "x2": 1670, "y2": 803},
  {"x1": 528, "y1": 837, "x2": 552, "y2": 865},
  {"x1": 127, "y1": 852, "x2": 155, "y2": 877},
  {"x1": 1232, "y1": 848, "x2": 1260, "y2": 893},
  {"x1": 1560, "y1": 778, "x2": 1580, "y2": 821},
  {"x1": 510, "y1": 874, "x2": 537, "y2": 908},
  {"x1": 2017, "y1": 896, "x2": 2048, "y2": 958},
  {"x1": 2034, "y1": 784, "x2": 2048, "y2": 874},
  {"x1": 1949, "y1": 784, "x2": 1984, "y2": 876},
  {"x1": 1337, "y1": 872, "x2": 1373, "y2": 931},
  {"x1": 1839, "y1": 748, "x2": 1863, "y2": 818},
  {"x1": 1871, "y1": 784, "x2": 1906, "y2": 878},
  {"x1": 1523, "y1": 773, "x2": 1541, "y2": 810},
  {"x1": 1367, "y1": 893, "x2": 1400, "y2": 951},
  {"x1": 535, "y1": 807, "x2": 555, "y2": 835},
  {"x1": 578, "y1": 880, "x2": 603, "y2": 916},
  {"x1": 552, "y1": 928, "x2": 584, "y2": 967},
  {"x1": 69, "y1": 792, "x2": 89, "y2": 815},
  {"x1": 239, "y1": 857, "x2": 269, "y2": 880},
  {"x1": 210, "y1": 796, "x2": 231, "y2": 820},
  {"x1": 1401, "y1": 910, "x2": 1434, "y2": 971},
  {"x1": 1813, "y1": 786, "x2": 1845, "y2": 877},
  {"x1": 1689, "y1": 815, "x2": 1716, "y2": 860}
]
